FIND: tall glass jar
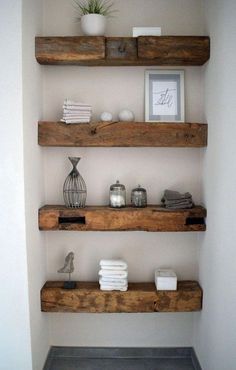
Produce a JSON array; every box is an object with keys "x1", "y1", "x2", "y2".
[
  {"x1": 109, "y1": 180, "x2": 126, "y2": 208},
  {"x1": 63, "y1": 157, "x2": 87, "y2": 208},
  {"x1": 131, "y1": 185, "x2": 147, "y2": 208}
]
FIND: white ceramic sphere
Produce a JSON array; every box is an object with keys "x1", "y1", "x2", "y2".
[
  {"x1": 100, "y1": 111, "x2": 113, "y2": 122},
  {"x1": 118, "y1": 109, "x2": 135, "y2": 122},
  {"x1": 81, "y1": 14, "x2": 106, "y2": 36}
]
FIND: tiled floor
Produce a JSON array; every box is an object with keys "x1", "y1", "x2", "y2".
[
  {"x1": 46, "y1": 357, "x2": 196, "y2": 370},
  {"x1": 44, "y1": 347, "x2": 201, "y2": 370}
]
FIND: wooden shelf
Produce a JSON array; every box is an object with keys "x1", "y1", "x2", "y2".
[
  {"x1": 35, "y1": 36, "x2": 210, "y2": 66},
  {"x1": 39, "y1": 205, "x2": 206, "y2": 232},
  {"x1": 41, "y1": 281, "x2": 202, "y2": 313},
  {"x1": 38, "y1": 121, "x2": 207, "y2": 147}
]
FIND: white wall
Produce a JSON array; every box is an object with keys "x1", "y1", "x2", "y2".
[
  {"x1": 194, "y1": 1, "x2": 236, "y2": 369},
  {"x1": 42, "y1": 0, "x2": 206, "y2": 347},
  {"x1": 0, "y1": 1, "x2": 32, "y2": 369},
  {"x1": 0, "y1": 1, "x2": 49, "y2": 369},
  {"x1": 22, "y1": 0, "x2": 49, "y2": 369}
]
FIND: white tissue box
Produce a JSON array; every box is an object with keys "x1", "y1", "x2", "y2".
[
  {"x1": 132, "y1": 27, "x2": 162, "y2": 37},
  {"x1": 155, "y1": 269, "x2": 177, "y2": 291}
]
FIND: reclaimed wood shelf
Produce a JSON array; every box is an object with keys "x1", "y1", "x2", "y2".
[
  {"x1": 35, "y1": 36, "x2": 210, "y2": 66},
  {"x1": 39, "y1": 205, "x2": 206, "y2": 232},
  {"x1": 41, "y1": 281, "x2": 202, "y2": 313},
  {"x1": 38, "y1": 121, "x2": 208, "y2": 147}
]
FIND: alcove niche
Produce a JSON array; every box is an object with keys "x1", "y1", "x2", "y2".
[{"x1": 40, "y1": 0, "x2": 207, "y2": 349}]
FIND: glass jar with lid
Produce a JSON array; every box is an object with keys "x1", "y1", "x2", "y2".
[
  {"x1": 131, "y1": 185, "x2": 147, "y2": 208},
  {"x1": 109, "y1": 180, "x2": 126, "y2": 208}
]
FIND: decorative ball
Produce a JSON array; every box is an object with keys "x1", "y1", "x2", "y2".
[
  {"x1": 118, "y1": 109, "x2": 135, "y2": 122},
  {"x1": 100, "y1": 111, "x2": 113, "y2": 122}
]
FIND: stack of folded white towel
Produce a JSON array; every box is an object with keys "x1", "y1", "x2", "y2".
[
  {"x1": 99, "y1": 259, "x2": 128, "y2": 291},
  {"x1": 61, "y1": 99, "x2": 92, "y2": 124}
]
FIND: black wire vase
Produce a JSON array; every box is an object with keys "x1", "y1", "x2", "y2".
[{"x1": 63, "y1": 157, "x2": 87, "y2": 208}]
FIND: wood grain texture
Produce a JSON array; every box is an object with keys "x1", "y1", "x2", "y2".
[
  {"x1": 35, "y1": 36, "x2": 210, "y2": 66},
  {"x1": 138, "y1": 36, "x2": 210, "y2": 65},
  {"x1": 106, "y1": 37, "x2": 137, "y2": 61},
  {"x1": 41, "y1": 281, "x2": 202, "y2": 313},
  {"x1": 38, "y1": 121, "x2": 208, "y2": 147},
  {"x1": 38, "y1": 205, "x2": 206, "y2": 232},
  {"x1": 35, "y1": 36, "x2": 105, "y2": 64}
]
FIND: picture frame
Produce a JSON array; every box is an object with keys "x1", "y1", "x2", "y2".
[{"x1": 145, "y1": 70, "x2": 185, "y2": 122}]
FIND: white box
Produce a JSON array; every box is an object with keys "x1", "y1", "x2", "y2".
[
  {"x1": 132, "y1": 27, "x2": 162, "y2": 37},
  {"x1": 155, "y1": 269, "x2": 177, "y2": 291}
]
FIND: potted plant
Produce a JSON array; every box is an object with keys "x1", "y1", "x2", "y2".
[{"x1": 74, "y1": 0, "x2": 116, "y2": 36}]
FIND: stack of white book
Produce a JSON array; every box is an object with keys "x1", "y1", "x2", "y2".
[{"x1": 61, "y1": 99, "x2": 92, "y2": 124}]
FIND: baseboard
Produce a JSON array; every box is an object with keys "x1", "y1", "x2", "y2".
[{"x1": 44, "y1": 346, "x2": 202, "y2": 370}]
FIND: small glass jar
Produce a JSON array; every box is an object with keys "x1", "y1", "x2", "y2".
[
  {"x1": 109, "y1": 180, "x2": 126, "y2": 208},
  {"x1": 131, "y1": 185, "x2": 147, "y2": 208}
]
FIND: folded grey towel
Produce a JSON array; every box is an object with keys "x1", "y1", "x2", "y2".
[
  {"x1": 161, "y1": 189, "x2": 194, "y2": 209},
  {"x1": 164, "y1": 199, "x2": 192, "y2": 206},
  {"x1": 162, "y1": 189, "x2": 192, "y2": 201},
  {"x1": 164, "y1": 203, "x2": 193, "y2": 209}
]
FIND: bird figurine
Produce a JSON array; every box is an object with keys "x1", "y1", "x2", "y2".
[{"x1": 58, "y1": 252, "x2": 76, "y2": 289}]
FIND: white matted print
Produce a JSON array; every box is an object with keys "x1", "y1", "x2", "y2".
[{"x1": 145, "y1": 70, "x2": 185, "y2": 122}]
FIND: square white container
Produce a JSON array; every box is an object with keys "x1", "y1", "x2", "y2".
[
  {"x1": 132, "y1": 27, "x2": 162, "y2": 37},
  {"x1": 155, "y1": 269, "x2": 177, "y2": 291}
]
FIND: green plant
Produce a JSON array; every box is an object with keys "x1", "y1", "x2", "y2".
[{"x1": 74, "y1": 0, "x2": 116, "y2": 19}]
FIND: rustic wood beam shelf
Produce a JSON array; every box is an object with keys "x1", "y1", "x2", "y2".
[
  {"x1": 38, "y1": 121, "x2": 207, "y2": 147},
  {"x1": 39, "y1": 205, "x2": 206, "y2": 232},
  {"x1": 41, "y1": 281, "x2": 202, "y2": 313},
  {"x1": 35, "y1": 36, "x2": 210, "y2": 66}
]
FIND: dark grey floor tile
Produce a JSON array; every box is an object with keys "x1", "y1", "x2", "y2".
[
  {"x1": 50, "y1": 346, "x2": 192, "y2": 359},
  {"x1": 191, "y1": 348, "x2": 202, "y2": 370},
  {"x1": 47, "y1": 357, "x2": 195, "y2": 370}
]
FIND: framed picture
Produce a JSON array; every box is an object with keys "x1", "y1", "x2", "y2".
[{"x1": 145, "y1": 70, "x2": 185, "y2": 122}]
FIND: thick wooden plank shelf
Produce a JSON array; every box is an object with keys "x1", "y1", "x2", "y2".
[
  {"x1": 38, "y1": 205, "x2": 206, "y2": 232},
  {"x1": 41, "y1": 281, "x2": 202, "y2": 313},
  {"x1": 35, "y1": 36, "x2": 105, "y2": 64},
  {"x1": 35, "y1": 36, "x2": 210, "y2": 66},
  {"x1": 138, "y1": 36, "x2": 210, "y2": 65},
  {"x1": 38, "y1": 121, "x2": 207, "y2": 147}
]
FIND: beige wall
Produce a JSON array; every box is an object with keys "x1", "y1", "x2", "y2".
[
  {"x1": 43, "y1": 0, "x2": 205, "y2": 36},
  {"x1": 42, "y1": 0, "x2": 206, "y2": 346},
  {"x1": 4, "y1": 0, "x2": 236, "y2": 367}
]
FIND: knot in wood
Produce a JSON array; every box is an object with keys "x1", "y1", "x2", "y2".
[{"x1": 118, "y1": 44, "x2": 126, "y2": 53}]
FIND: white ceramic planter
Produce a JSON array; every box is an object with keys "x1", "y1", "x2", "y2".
[{"x1": 81, "y1": 14, "x2": 106, "y2": 36}]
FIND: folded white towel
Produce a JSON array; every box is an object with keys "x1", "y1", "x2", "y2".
[
  {"x1": 64, "y1": 99, "x2": 91, "y2": 107},
  {"x1": 100, "y1": 259, "x2": 128, "y2": 270},
  {"x1": 61, "y1": 118, "x2": 91, "y2": 124},
  {"x1": 63, "y1": 107, "x2": 92, "y2": 112},
  {"x1": 99, "y1": 277, "x2": 127, "y2": 284},
  {"x1": 100, "y1": 266, "x2": 127, "y2": 271},
  {"x1": 100, "y1": 285, "x2": 128, "y2": 292},
  {"x1": 62, "y1": 116, "x2": 91, "y2": 120},
  {"x1": 63, "y1": 113, "x2": 92, "y2": 117},
  {"x1": 99, "y1": 270, "x2": 128, "y2": 279},
  {"x1": 99, "y1": 278, "x2": 127, "y2": 287}
]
